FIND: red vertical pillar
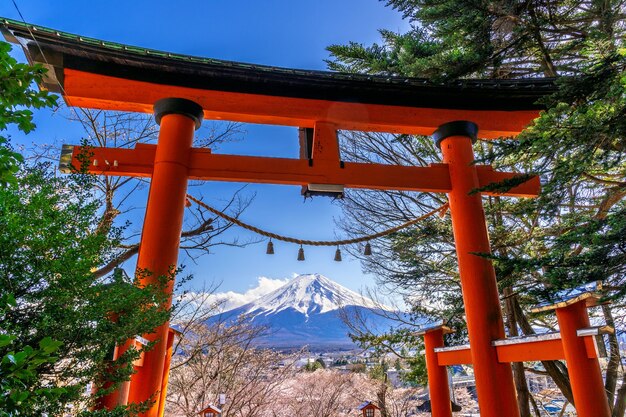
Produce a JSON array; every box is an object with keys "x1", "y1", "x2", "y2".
[
  {"x1": 423, "y1": 328, "x2": 452, "y2": 417},
  {"x1": 126, "y1": 98, "x2": 203, "y2": 417},
  {"x1": 556, "y1": 301, "x2": 610, "y2": 417},
  {"x1": 93, "y1": 312, "x2": 131, "y2": 410},
  {"x1": 434, "y1": 121, "x2": 519, "y2": 417},
  {"x1": 156, "y1": 328, "x2": 177, "y2": 417}
]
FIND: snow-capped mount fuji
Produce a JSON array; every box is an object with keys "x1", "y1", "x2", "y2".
[
  {"x1": 243, "y1": 273, "x2": 380, "y2": 319},
  {"x1": 208, "y1": 273, "x2": 399, "y2": 349}
]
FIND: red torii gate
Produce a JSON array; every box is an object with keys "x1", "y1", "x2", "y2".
[
  {"x1": 418, "y1": 283, "x2": 613, "y2": 417},
  {"x1": 2, "y1": 18, "x2": 609, "y2": 417}
]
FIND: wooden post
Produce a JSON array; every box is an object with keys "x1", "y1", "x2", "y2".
[
  {"x1": 156, "y1": 328, "x2": 178, "y2": 417},
  {"x1": 423, "y1": 327, "x2": 452, "y2": 417},
  {"x1": 92, "y1": 309, "x2": 131, "y2": 410},
  {"x1": 125, "y1": 98, "x2": 203, "y2": 417},
  {"x1": 555, "y1": 300, "x2": 611, "y2": 417},
  {"x1": 435, "y1": 121, "x2": 520, "y2": 417}
]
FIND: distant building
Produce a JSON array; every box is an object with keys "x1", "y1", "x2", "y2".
[
  {"x1": 198, "y1": 404, "x2": 221, "y2": 417},
  {"x1": 357, "y1": 401, "x2": 380, "y2": 417}
]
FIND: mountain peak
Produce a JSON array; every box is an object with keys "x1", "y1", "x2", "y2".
[
  {"x1": 208, "y1": 274, "x2": 404, "y2": 348},
  {"x1": 241, "y1": 273, "x2": 379, "y2": 318},
  {"x1": 289, "y1": 273, "x2": 333, "y2": 289}
]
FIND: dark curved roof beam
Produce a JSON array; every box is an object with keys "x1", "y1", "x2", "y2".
[{"x1": 1, "y1": 18, "x2": 555, "y2": 138}]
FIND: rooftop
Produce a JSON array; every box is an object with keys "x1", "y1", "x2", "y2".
[{"x1": 2, "y1": 17, "x2": 557, "y2": 137}]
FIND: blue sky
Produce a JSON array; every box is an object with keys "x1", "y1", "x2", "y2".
[{"x1": 3, "y1": 0, "x2": 409, "y2": 297}]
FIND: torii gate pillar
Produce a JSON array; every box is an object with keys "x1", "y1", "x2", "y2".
[
  {"x1": 556, "y1": 300, "x2": 611, "y2": 417},
  {"x1": 435, "y1": 121, "x2": 520, "y2": 417},
  {"x1": 125, "y1": 98, "x2": 204, "y2": 415},
  {"x1": 421, "y1": 326, "x2": 453, "y2": 417}
]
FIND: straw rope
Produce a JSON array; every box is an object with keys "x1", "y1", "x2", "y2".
[{"x1": 186, "y1": 194, "x2": 448, "y2": 246}]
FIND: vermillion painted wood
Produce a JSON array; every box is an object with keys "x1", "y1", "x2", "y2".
[
  {"x1": 125, "y1": 113, "x2": 196, "y2": 417},
  {"x1": 439, "y1": 132, "x2": 520, "y2": 417},
  {"x1": 556, "y1": 301, "x2": 611, "y2": 417},
  {"x1": 66, "y1": 145, "x2": 540, "y2": 197},
  {"x1": 423, "y1": 329, "x2": 452, "y2": 417}
]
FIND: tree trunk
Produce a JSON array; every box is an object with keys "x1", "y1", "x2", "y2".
[
  {"x1": 603, "y1": 303, "x2": 620, "y2": 411},
  {"x1": 528, "y1": 392, "x2": 542, "y2": 417},
  {"x1": 377, "y1": 375, "x2": 389, "y2": 417},
  {"x1": 504, "y1": 289, "x2": 531, "y2": 417},
  {"x1": 527, "y1": 2, "x2": 558, "y2": 77},
  {"x1": 613, "y1": 372, "x2": 626, "y2": 417}
]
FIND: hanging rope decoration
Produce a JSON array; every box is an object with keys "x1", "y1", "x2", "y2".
[{"x1": 185, "y1": 194, "x2": 449, "y2": 261}]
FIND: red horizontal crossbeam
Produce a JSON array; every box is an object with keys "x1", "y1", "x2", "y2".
[
  {"x1": 495, "y1": 338, "x2": 565, "y2": 362},
  {"x1": 437, "y1": 347, "x2": 473, "y2": 366},
  {"x1": 434, "y1": 335, "x2": 600, "y2": 366},
  {"x1": 64, "y1": 70, "x2": 540, "y2": 139},
  {"x1": 63, "y1": 144, "x2": 540, "y2": 196}
]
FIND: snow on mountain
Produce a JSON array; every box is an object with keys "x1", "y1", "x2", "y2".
[
  {"x1": 238, "y1": 273, "x2": 381, "y2": 319},
  {"x1": 208, "y1": 273, "x2": 407, "y2": 349}
]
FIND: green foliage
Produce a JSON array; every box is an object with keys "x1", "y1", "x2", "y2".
[
  {"x1": 303, "y1": 359, "x2": 324, "y2": 372},
  {"x1": 333, "y1": 358, "x2": 348, "y2": 366},
  {"x1": 0, "y1": 40, "x2": 170, "y2": 416},
  {"x1": 330, "y1": 0, "x2": 626, "y2": 309},
  {"x1": 0, "y1": 164, "x2": 172, "y2": 415},
  {"x1": 348, "y1": 326, "x2": 429, "y2": 385},
  {"x1": 326, "y1": 4, "x2": 492, "y2": 80},
  {"x1": 0, "y1": 39, "x2": 64, "y2": 417},
  {"x1": 327, "y1": 29, "x2": 453, "y2": 79},
  {"x1": 481, "y1": 26, "x2": 626, "y2": 301},
  {"x1": 329, "y1": 2, "x2": 626, "y2": 407},
  {"x1": 0, "y1": 41, "x2": 56, "y2": 186},
  {"x1": 400, "y1": 355, "x2": 427, "y2": 387},
  {"x1": 0, "y1": 297, "x2": 66, "y2": 417},
  {"x1": 0, "y1": 137, "x2": 23, "y2": 187},
  {"x1": 368, "y1": 360, "x2": 388, "y2": 381},
  {"x1": 328, "y1": 0, "x2": 624, "y2": 79},
  {"x1": 0, "y1": 42, "x2": 56, "y2": 132}
]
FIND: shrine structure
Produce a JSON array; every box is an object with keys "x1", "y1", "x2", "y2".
[{"x1": 2, "y1": 18, "x2": 611, "y2": 417}]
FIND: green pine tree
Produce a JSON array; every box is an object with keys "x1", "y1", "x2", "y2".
[
  {"x1": 328, "y1": 1, "x2": 625, "y2": 415},
  {"x1": 0, "y1": 41, "x2": 171, "y2": 416}
]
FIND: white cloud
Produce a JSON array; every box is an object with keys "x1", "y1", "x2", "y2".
[
  {"x1": 209, "y1": 276, "x2": 290, "y2": 311},
  {"x1": 176, "y1": 276, "x2": 290, "y2": 319}
]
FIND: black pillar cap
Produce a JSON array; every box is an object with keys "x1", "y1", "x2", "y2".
[
  {"x1": 432, "y1": 121, "x2": 479, "y2": 148},
  {"x1": 153, "y1": 98, "x2": 204, "y2": 130}
]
